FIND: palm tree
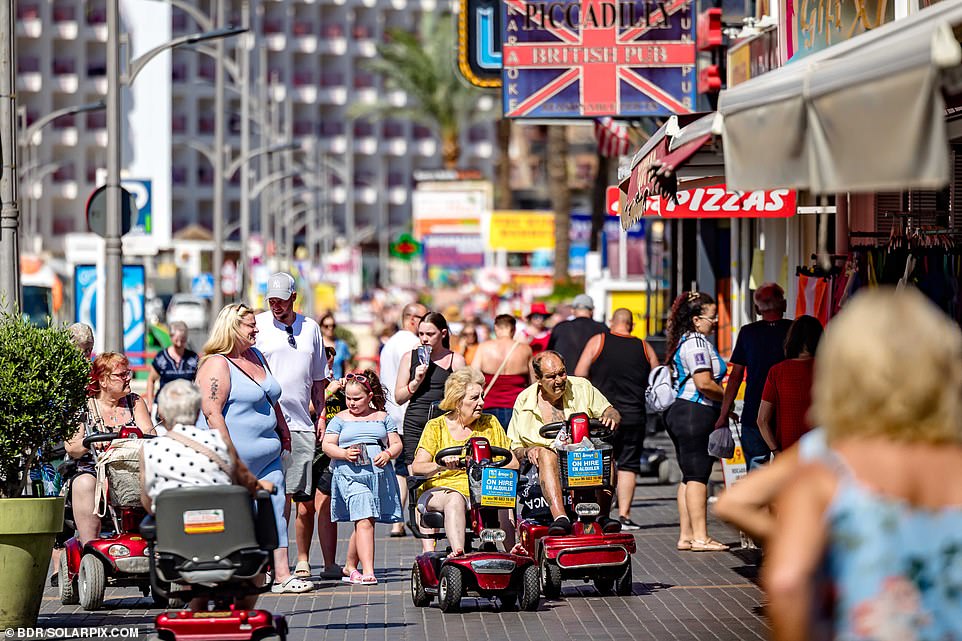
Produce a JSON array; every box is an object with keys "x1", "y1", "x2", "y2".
[
  {"x1": 352, "y1": 11, "x2": 490, "y2": 169},
  {"x1": 547, "y1": 125, "x2": 570, "y2": 283}
]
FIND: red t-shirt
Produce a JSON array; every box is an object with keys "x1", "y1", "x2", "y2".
[{"x1": 760, "y1": 358, "x2": 815, "y2": 450}]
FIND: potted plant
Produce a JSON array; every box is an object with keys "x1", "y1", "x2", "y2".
[{"x1": 0, "y1": 313, "x2": 89, "y2": 627}]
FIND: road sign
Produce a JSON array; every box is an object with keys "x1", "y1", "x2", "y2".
[
  {"x1": 191, "y1": 273, "x2": 215, "y2": 299},
  {"x1": 458, "y1": 0, "x2": 503, "y2": 88},
  {"x1": 502, "y1": 0, "x2": 697, "y2": 118},
  {"x1": 85, "y1": 185, "x2": 138, "y2": 237}
]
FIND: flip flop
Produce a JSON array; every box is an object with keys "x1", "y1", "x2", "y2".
[
  {"x1": 293, "y1": 561, "x2": 312, "y2": 578},
  {"x1": 389, "y1": 528, "x2": 407, "y2": 538},
  {"x1": 690, "y1": 538, "x2": 729, "y2": 552},
  {"x1": 341, "y1": 570, "x2": 363, "y2": 585},
  {"x1": 360, "y1": 574, "x2": 378, "y2": 585},
  {"x1": 676, "y1": 539, "x2": 692, "y2": 551},
  {"x1": 270, "y1": 576, "x2": 313, "y2": 593}
]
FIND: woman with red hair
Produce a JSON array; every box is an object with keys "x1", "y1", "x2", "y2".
[{"x1": 64, "y1": 352, "x2": 154, "y2": 544}]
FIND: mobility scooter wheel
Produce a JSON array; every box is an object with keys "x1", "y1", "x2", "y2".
[
  {"x1": 78, "y1": 555, "x2": 106, "y2": 610},
  {"x1": 410, "y1": 562, "x2": 432, "y2": 607},
  {"x1": 58, "y1": 550, "x2": 79, "y2": 605},
  {"x1": 539, "y1": 552, "x2": 562, "y2": 599},
  {"x1": 438, "y1": 565, "x2": 464, "y2": 613},
  {"x1": 615, "y1": 562, "x2": 633, "y2": 596},
  {"x1": 518, "y1": 565, "x2": 541, "y2": 611}
]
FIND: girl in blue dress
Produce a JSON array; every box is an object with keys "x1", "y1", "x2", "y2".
[{"x1": 322, "y1": 369, "x2": 403, "y2": 586}]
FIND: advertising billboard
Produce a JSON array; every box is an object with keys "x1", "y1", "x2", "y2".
[
  {"x1": 74, "y1": 264, "x2": 146, "y2": 364},
  {"x1": 488, "y1": 210, "x2": 555, "y2": 251},
  {"x1": 502, "y1": 0, "x2": 697, "y2": 118}
]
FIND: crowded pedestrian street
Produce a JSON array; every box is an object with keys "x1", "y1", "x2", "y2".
[{"x1": 37, "y1": 436, "x2": 767, "y2": 641}]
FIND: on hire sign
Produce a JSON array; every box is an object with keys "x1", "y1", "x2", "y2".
[{"x1": 502, "y1": 0, "x2": 696, "y2": 118}]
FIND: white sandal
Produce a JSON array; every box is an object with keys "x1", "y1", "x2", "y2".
[{"x1": 271, "y1": 575, "x2": 313, "y2": 593}]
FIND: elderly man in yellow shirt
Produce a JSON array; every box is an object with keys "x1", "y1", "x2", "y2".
[{"x1": 507, "y1": 351, "x2": 621, "y2": 535}]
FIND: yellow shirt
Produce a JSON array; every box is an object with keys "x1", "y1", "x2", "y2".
[
  {"x1": 506, "y1": 376, "x2": 613, "y2": 451},
  {"x1": 415, "y1": 413, "x2": 513, "y2": 497}
]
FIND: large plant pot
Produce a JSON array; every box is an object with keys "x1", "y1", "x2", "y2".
[{"x1": 0, "y1": 497, "x2": 65, "y2": 628}]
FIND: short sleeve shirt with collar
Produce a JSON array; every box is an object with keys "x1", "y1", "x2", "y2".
[
  {"x1": 151, "y1": 348, "x2": 199, "y2": 390},
  {"x1": 673, "y1": 332, "x2": 727, "y2": 407},
  {"x1": 506, "y1": 376, "x2": 613, "y2": 451},
  {"x1": 255, "y1": 311, "x2": 326, "y2": 432}
]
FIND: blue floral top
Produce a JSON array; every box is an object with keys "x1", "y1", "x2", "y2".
[{"x1": 825, "y1": 473, "x2": 962, "y2": 640}]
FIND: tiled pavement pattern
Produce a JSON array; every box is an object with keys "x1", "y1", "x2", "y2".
[{"x1": 37, "y1": 437, "x2": 768, "y2": 641}]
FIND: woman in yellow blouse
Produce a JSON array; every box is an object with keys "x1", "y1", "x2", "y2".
[{"x1": 411, "y1": 368, "x2": 519, "y2": 555}]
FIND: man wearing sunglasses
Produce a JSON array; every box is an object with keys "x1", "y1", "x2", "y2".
[{"x1": 255, "y1": 272, "x2": 340, "y2": 580}]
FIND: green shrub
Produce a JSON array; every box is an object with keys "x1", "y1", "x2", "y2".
[{"x1": 0, "y1": 314, "x2": 89, "y2": 498}]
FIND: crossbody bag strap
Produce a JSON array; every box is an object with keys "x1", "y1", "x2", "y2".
[
  {"x1": 166, "y1": 430, "x2": 233, "y2": 478},
  {"x1": 484, "y1": 341, "x2": 521, "y2": 397}
]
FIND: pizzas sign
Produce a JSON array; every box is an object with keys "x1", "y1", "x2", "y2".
[{"x1": 647, "y1": 185, "x2": 796, "y2": 218}]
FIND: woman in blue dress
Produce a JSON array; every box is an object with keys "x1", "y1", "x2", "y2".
[
  {"x1": 195, "y1": 303, "x2": 312, "y2": 594},
  {"x1": 322, "y1": 369, "x2": 403, "y2": 586}
]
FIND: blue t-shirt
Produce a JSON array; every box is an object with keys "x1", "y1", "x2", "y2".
[
  {"x1": 151, "y1": 348, "x2": 199, "y2": 390},
  {"x1": 729, "y1": 319, "x2": 792, "y2": 429},
  {"x1": 331, "y1": 338, "x2": 350, "y2": 379},
  {"x1": 673, "y1": 332, "x2": 727, "y2": 407}
]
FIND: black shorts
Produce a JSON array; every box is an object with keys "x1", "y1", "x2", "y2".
[
  {"x1": 312, "y1": 452, "x2": 333, "y2": 496},
  {"x1": 611, "y1": 422, "x2": 646, "y2": 473},
  {"x1": 664, "y1": 399, "x2": 720, "y2": 484}
]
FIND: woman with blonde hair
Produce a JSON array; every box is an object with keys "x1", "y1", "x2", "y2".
[
  {"x1": 410, "y1": 367, "x2": 518, "y2": 555},
  {"x1": 764, "y1": 288, "x2": 962, "y2": 640},
  {"x1": 195, "y1": 303, "x2": 311, "y2": 594}
]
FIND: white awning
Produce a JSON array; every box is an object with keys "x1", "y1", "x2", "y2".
[{"x1": 717, "y1": 0, "x2": 962, "y2": 194}]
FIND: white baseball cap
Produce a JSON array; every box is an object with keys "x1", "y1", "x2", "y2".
[{"x1": 266, "y1": 272, "x2": 296, "y2": 301}]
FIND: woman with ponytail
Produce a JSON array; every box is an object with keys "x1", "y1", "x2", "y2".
[
  {"x1": 664, "y1": 291, "x2": 729, "y2": 552},
  {"x1": 321, "y1": 369, "x2": 403, "y2": 585}
]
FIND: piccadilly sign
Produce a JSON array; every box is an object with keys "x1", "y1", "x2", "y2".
[
  {"x1": 502, "y1": 0, "x2": 697, "y2": 118},
  {"x1": 645, "y1": 185, "x2": 797, "y2": 218}
]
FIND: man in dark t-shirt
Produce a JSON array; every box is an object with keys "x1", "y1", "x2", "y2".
[
  {"x1": 716, "y1": 283, "x2": 792, "y2": 470},
  {"x1": 547, "y1": 294, "x2": 608, "y2": 367}
]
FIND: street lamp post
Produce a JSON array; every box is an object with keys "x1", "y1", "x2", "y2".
[
  {"x1": 0, "y1": 0, "x2": 20, "y2": 314},
  {"x1": 103, "y1": 0, "x2": 245, "y2": 352}
]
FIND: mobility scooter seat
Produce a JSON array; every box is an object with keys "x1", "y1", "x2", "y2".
[{"x1": 150, "y1": 485, "x2": 276, "y2": 586}]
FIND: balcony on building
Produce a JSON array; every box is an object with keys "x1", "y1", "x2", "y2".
[
  {"x1": 354, "y1": 72, "x2": 377, "y2": 105},
  {"x1": 52, "y1": 56, "x2": 79, "y2": 93},
  {"x1": 85, "y1": 111, "x2": 106, "y2": 132},
  {"x1": 413, "y1": 124, "x2": 438, "y2": 157},
  {"x1": 16, "y1": 2, "x2": 42, "y2": 37},
  {"x1": 292, "y1": 19, "x2": 317, "y2": 52},
  {"x1": 384, "y1": 120, "x2": 407, "y2": 156},
  {"x1": 51, "y1": 164, "x2": 78, "y2": 200},
  {"x1": 319, "y1": 121, "x2": 346, "y2": 154},
  {"x1": 353, "y1": 120, "x2": 377, "y2": 155},
  {"x1": 353, "y1": 23, "x2": 377, "y2": 57},
  {"x1": 262, "y1": 15, "x2": 286, "y2": 50},
  {"x1": 17, "y1": 55, "x2": 42, "y2": 92},
  {"x1": 318, "y1": 71, "x2": 347, "y2": 105},
  {"x1": 388, "y1": 171, "x2": 408, "y2": 205},
  {"x1": 318, "y1": 23, "x2": 346, "y2": 55},
  {"x1": 354, "y1": 170, "x2": 377, "y2": 205},
  {"x1": 86, "y1": 2, "x2": 108, "y2": 40},
  {"x1": 292, "y1": 69, "x2": 318, "y2": 103},
  {"x1": 52, "y1": 3, "x2": 79, "y2": 38}
]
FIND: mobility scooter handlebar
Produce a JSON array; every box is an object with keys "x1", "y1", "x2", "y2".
[
  {"x1": 433, "y1": 444, "x2": 513, "y2": 468},
  {"x1": 538, "y1": 419, "x2": 612, "y2": 440},
  {"x1": 82, "y1": 430, "x2": 154, "y2": 450}
]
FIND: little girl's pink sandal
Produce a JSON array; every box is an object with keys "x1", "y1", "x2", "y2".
[{"x1": 360, "y1": 574, "x2": 378, "y2": 585}]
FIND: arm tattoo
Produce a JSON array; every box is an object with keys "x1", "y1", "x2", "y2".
[{"x1": 209, "y1": 378, "x2": 220, "y2": 401}]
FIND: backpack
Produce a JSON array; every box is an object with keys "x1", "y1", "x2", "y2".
[{"x1": 644, "y1": 340, "x2": 696, "y2": 413}]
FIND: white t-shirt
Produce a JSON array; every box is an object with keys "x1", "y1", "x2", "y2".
[
  {"x1": 380, "y1": 329, "x2": 421, "y2": 431},
  {"x1": 143, "y1": 423, "x2": 233, "y2": 504},
  {"x1": 255, "y1": 311, "x2": 326, "y2": 432}
]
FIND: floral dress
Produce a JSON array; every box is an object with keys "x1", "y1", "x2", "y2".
[{"x1": 824, "y1": 472, "x2": 962, "y2": 640}]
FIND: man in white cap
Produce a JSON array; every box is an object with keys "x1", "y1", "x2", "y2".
[
  {"x1": 255, "y1": 272, "x2": 340, "y2": 580},
  {"x1": 547, "y1": 294, "x2": 608, "y2": 368}
]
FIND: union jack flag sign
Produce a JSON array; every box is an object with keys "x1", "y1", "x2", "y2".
[{"x1": 502, "y1": 0, "x2": 696, "y2": 118}]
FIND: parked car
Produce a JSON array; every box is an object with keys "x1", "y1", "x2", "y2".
[{"x1": 166, "y1": 294, "x2": 209, "y2": 333}]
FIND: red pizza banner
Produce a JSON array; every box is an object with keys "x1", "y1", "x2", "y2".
[{"x1": 645, "y1": 185, "x2": 796, "y2": 218}]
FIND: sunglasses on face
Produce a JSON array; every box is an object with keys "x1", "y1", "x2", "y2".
[
  {"x1": 111, "y1": 371, "x2": 133, "y2": 380},
  {"x1": 322, "y1": 322, "x2": 336, "y2": 329}
]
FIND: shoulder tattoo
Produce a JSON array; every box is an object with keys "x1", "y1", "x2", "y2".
[{"x1": 209, "y1": 378, "x2": 220, "y2": 401}]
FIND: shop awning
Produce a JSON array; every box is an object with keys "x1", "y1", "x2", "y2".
[
  {"x1": 718, "y1": 0, "x2": 962, "y2": 195},
  {"x1": 619, "y1": 113, "x2": 724, "y2": 229}
]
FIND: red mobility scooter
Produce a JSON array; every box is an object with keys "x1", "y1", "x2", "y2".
[
  {"x1": 59, "y1": 427, "x2": 163, "y2": 610},
  {"x1": 141, "y1": 485, "x2": 288, "y2": 641},
  {"x1": 515, "y1": 413, "x2": 636, "y2": 598},
  {"x1": 409, "y1": 437, "x2": 541, "y2": 612}
]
